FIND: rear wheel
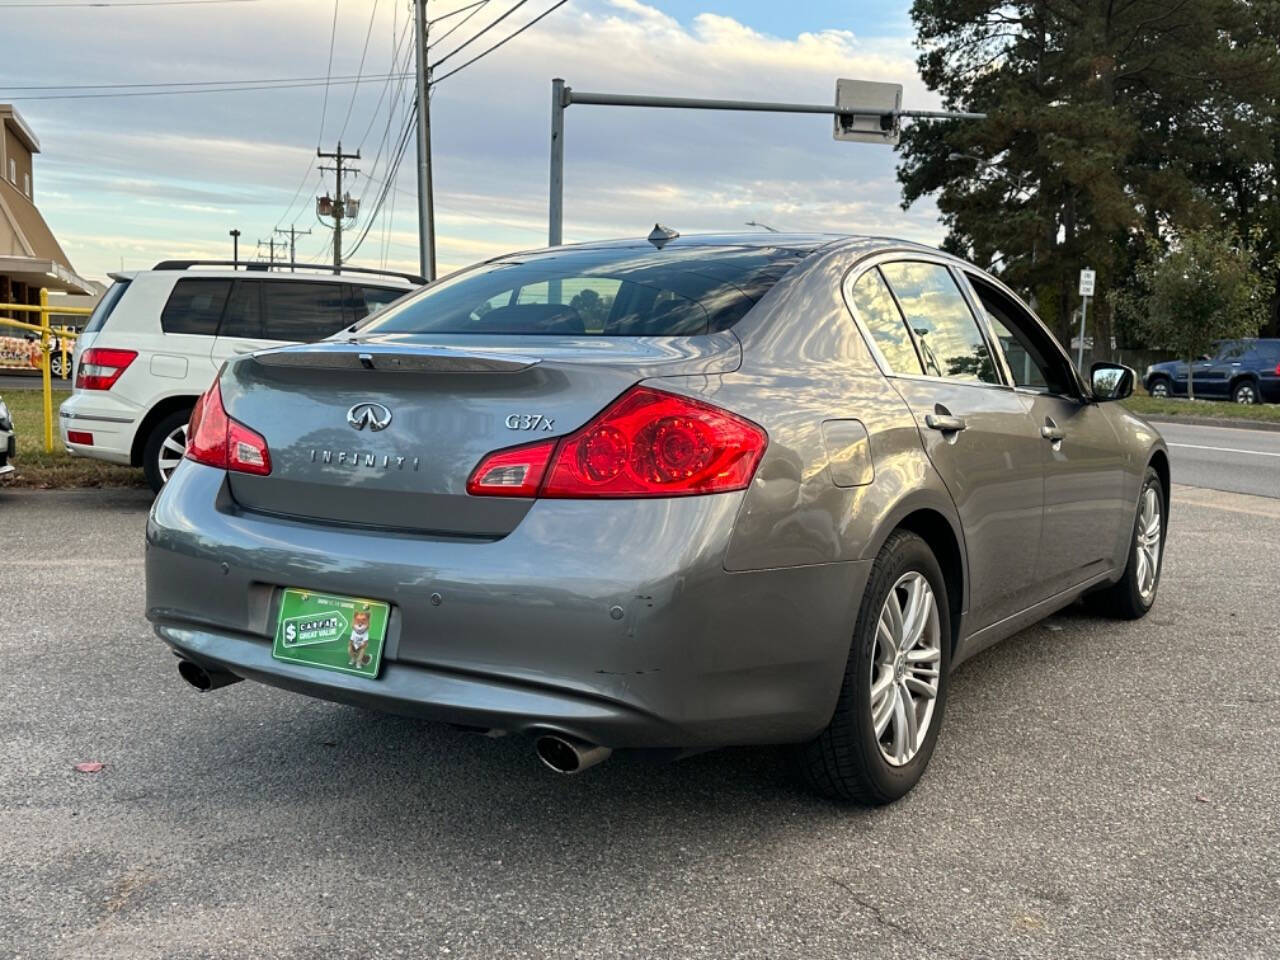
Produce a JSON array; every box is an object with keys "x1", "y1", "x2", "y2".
[
  {"x1": 1086, "y1": 466, "x2": 1164, "y2": 620},
  {"x1": 142, "y1": 409, "x2": 192, "y2": 493},
  {"x1": 800, "y1": 530, "x2": 950, "y2": 804},
  {"x1": 1148, "y1": 377, "x2": 1171, "y2": 398},
  {"x1": 1232, "y1": 380, "x2": 1260, "y2": 405}
]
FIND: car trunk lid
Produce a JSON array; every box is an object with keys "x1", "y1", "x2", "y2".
[{"x1": 219, "y1": 332, "x2": 740, "y2": 537}]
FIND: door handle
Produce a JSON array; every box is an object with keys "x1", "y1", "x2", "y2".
[
  {"x1": 1041, "y1": 420, "x2": 1065, "y2": 443},
  {"x1": 925, "y1": 414, "x2": 967, "y2": 433}
]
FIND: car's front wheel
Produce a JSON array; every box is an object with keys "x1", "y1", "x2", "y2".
[
  {"x1": 142, "y1": 409, "x2": 192, "y2": 493},
  {"x1": 1232, "y1": 380, "x2": 1260, "y2": 405},
  {"x1": 800, "y1": 530, "x2": 951, "y2": 804},
  {"x1": 1148, "y1": 377, "x2": 1171, "y2": 398}
]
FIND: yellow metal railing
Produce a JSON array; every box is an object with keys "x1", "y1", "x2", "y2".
[{"x1": 0, "y1": 289, "x2": 92, "y2": 452}]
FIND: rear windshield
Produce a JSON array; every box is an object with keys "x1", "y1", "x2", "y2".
[
  {"x1": 81, "y1": 279, "x2": 131, "y2": 334},
  {"x1": 358, "y1": 245, "x2": 812, "y2": 337}
]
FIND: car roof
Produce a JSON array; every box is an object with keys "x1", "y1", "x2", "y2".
[
  {"x1": 494, "y1": 232, "x2": 950, "y2": 263},
  {"x1": 115, "y1": 268, "x2": 413, "y2": 287}
]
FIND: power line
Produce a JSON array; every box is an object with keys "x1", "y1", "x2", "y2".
[
  {"x1": 357, "y1": 8, "x2": 414, "y2": 149},
  {"x1": 432, "y1": 0, "x2": 569, "y2": 85},
  {"x1": 2, "y1": 70, "x2": 412, "y2": 92},
  {"x1": 316, "y1": 0, "x2": 340, "y2": 148},
  {"x1": 430, "y1": 0, "x2": 532, "y2": 68},
  {"x1": 338, "y1": 0, "x2": 382, "y2": 140},
  {"x1": 428, "y1": 0, "x2": 487, "y2": 27},
  {"x1": 427, "y1": 0, "x2": 488, "y2": 50},
  {"x1": 4, "y1": 75, "x2": 415, "y2": 102}
]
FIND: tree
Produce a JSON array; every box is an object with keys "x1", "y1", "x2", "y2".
[
  {"x1": 1112, "y1": 228, "x2": 1275, "y2": 399},
  {"x1": 897, "y1": 0, "x2": 1280, "y2": 352}
]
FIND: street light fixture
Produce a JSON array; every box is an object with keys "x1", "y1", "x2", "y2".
[{"x1": 229, "y1": 229, "x2": 241, "y2": 270}]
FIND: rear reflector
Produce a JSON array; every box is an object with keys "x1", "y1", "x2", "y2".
[
  {"x1": 468, "y1": 386, "x2": 767, "y2": 499},
  {"x1": 67, "y1": 430, "x2": 93, "y2": 445},
  {"x1": 75, "y1": 348, "x2": 137, "y2": 391},
  {"x1": 185, "y1": 380, "x2": 271, "y2": 476}
]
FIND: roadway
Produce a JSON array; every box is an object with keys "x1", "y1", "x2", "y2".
[{"x1": 1153, "y1": 420, "x2": 1280, "y2": 500}]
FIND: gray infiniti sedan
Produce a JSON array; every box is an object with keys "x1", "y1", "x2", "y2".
[{"x1": 146, "y1": 233, "x2": 1168, "y2": 804}]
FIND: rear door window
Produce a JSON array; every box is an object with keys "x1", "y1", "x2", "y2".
[
  {"x1": 218, "y1": 280, "x2": 263, "y2": 339},
  {"x1": 879, "y1": 261, "x2": 1001, "y2": 384},
  {"x1": 356, "y1": 285, "x2": 406, "y2": 318},
  {"x1": 848, "y1": 267, "x2": 922, "y2": 375},
  {"x1": 160, "y1": 279, "x2": 231, "y2": 336},
  {"x1": 261, "y1": 281, "x2": 349, "y2": 341}
]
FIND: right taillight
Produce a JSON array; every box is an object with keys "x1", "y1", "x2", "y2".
[
  {"x1": 185, "y1": 380, "x2": 271, "y2": 476},
  {"x1": 467, "y1": 386, "x2": 767, "y2": 499},
  {"x1": 1275, "y1": 361, "x2": 1280, "y2": 375},
  {"x1": 75, "y1": 348, "x2": 137, "y2": 390}
]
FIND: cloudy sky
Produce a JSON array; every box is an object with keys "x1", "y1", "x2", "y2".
[{"x1": 2, "y1": 0, "x2": 941, "y2": 284}]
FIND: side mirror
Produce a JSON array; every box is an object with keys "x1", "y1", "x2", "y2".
[{"x1": 1090, "y1": 362, "x2": 1135, "y2": 402}]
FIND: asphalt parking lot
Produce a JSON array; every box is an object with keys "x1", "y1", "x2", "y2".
[{"x1": 3, "y1": 477, "x2": 1279, "y2": 959}]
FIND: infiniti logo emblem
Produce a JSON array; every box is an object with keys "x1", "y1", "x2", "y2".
[{"x1": 347, "y1": 402, "x2": 393, "y2": 432}]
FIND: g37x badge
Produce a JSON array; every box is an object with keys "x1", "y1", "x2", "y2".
[{"x1": 505, "y1": 413, "x2": 555, "y2": 431}]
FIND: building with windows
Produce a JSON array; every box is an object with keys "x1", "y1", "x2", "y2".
[{"x1": 0, "y1": 104, "x2": 93, "y2": 307}]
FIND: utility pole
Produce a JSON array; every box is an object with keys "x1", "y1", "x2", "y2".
[
  {"x1": 274, "y1": 225, "x2": 312, "y2": 266},
  {"x1": 318, "y1": 141, "x2": 361, "y2": 271},
  {"x1": 413, "y1": 0, "x2": 436, "y2": 281},
  {"x1": 257, "y1": 236, "x2": 280, "y2": 268}
]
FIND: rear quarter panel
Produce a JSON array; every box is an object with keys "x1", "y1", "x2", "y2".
[{"x1": 673, "y1": 245, "x2": 963, "y2": 586}]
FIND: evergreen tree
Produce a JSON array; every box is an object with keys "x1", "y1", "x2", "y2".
[{"x1": 897, "y1": 0, "x2": 1280, "y2": 351}]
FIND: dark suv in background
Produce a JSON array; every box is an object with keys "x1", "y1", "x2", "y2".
[{"x1": 1143, "y1": 339, "x2": 1280, "y2": 404}]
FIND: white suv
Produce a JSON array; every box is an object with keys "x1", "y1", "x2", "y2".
[{"x1": 59, "y1": 261, "x2": 419, "y2": 490}]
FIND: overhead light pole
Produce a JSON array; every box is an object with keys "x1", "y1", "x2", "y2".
[{"x1": 229, "y1": 229, "x2": 241, "y2": 269}]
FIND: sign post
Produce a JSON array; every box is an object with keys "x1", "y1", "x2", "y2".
[{"x1": 1077, "y1": 268, "x2": 1096, "y2": 369}]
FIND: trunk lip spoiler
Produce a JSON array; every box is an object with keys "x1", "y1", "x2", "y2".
[{"x1": 250, "y1": 342, "x2": 543, "y2": 374}]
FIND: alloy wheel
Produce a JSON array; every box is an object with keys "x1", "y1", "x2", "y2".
[
  {"x1": 870, "y1": 571, "x2": 942, "y2": 766},
  {"x1": 156, "y1": 423, "x2": 188, "y2": 485},
  {"x1": 1150, "y1": 382, "x2": 1170, "y2": 398},
  {"x1": 1234, "y1": 383, "x2": 1257, "y2": 404},
  {"x1": 1135, "y1": 486, "x2": 1162, "y2": 602}
]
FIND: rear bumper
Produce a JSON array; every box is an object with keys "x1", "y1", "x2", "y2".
[
  {"x1": 146, "y1": 462, "x2": 870, "y2": 748},
  {"x1": 58, "y1": 391, "x2": 140, "y2": 464}
]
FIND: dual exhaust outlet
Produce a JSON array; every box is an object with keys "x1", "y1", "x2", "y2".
[{"x1": 176, "y1": 660, "x2": 612, "y2": 774}]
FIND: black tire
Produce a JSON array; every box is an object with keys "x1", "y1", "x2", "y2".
[
  {"x1": 1085, "y1": 466, "x2": 1165, "y2": 620},
  {"x1": 1147, "y1": 377, "x2": 1172, "y2": 398},
  {"x1": 800, "y1": 530, "x2": 951, "y2": 805},
  {"x1": 141, "y1": 408, "x2": 193, "y2": 493},
  {"x1": 1232, "y1": 379, "x2": 1260, "y2": 405}
]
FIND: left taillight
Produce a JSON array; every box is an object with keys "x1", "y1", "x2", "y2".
[
  {"x1": 467, "y1": 385, "x2": 767, "y2": 499},
  {"x1": 185, "y1": 380, "x2": 271, "y2": 476},
  {"x1": 75, "y1": 348, "x2": 137, "y2": 390}
]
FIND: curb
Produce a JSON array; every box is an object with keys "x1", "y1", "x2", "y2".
[{"x1": 1142, "y1": 414, "x2": 1280, "y2": 433}]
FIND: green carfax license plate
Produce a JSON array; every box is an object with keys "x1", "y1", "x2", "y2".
[{"x1": 272, "y1": 589, "x2": 390, "y2": 679}]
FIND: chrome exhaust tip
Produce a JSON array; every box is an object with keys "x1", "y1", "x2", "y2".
[
  {"x1": 177, "y1": 659, "x2": 242, "y2": 692},
  {"x1": 534, "y1": 734, "x2": 612, "y2": 774}
]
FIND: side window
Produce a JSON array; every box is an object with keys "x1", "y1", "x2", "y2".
[
  {"x1": 262, "y1": 281, "x2": 349, "y2": 341},
  {"x1": 849, "y1": 267, "x2": 923, "y2": 375},
  {"x1": 160, "y1": 278, "x2": 232, "y2": 336},
  {"x1": 879, "y1": 262, "x2": 1000, "y2": 384},
  {"x1": 218, "y1": 280, "x2": 263, "y2": 339},
  {"x1": 1218, "y1": 341, "x2": 1249, "y2": 362},
  {"x1": 967, "y1": 274, "x2": 1073, "y2": 395},
  {"x1": 358, "y1": 286, "x2": 405, "y2": 317}
]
